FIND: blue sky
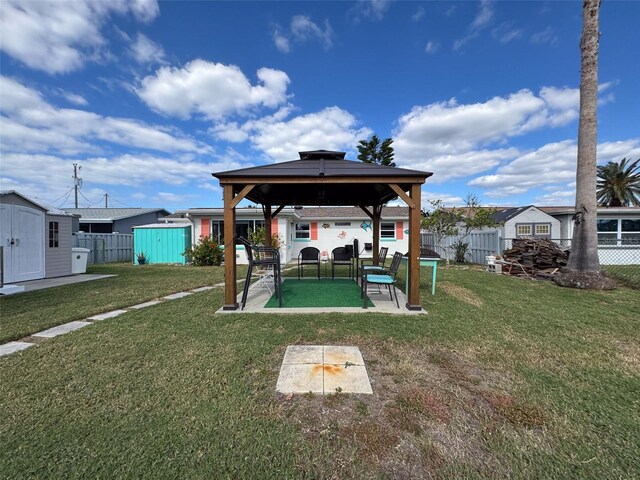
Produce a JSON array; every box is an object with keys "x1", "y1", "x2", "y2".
[{"x1": 1, "y1": 0, "x2": 639, "y2": 211}]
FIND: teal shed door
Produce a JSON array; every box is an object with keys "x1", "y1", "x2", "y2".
[{"x1": 135, "y1": 227, "x2": 191, "y2": 265}]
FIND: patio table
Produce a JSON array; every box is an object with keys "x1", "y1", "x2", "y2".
[{"x1": 401, "y1": 257, "x2": 442, "y2": 295}]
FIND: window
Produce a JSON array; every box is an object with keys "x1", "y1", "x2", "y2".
[
  {"x1": 516, "y1": 224, "x2": 532, "y2": 236},
  {"x1": 49, "y1": 221, "x2": 59, "y2": 248},
  {"x1": 211, "y1": 220, "x2": 224, "y2": 244},
  {"x1": 535, "y1": 224, "x2": 550, "y2": 236},
  {"x1": 597, "y1": 218, "x2": 640, "y2": 246},
  {"x1": 295, "y1": 223, "x2": 310, "y2": 240},
  {"x1": 334, "y1": 222, "x2": 351, "y2": 227},
  {"x1": 381, "y1": 222, "x2": 395, "y2": 239}
]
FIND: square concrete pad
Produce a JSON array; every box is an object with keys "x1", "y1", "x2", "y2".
[
  {"x1": 192, "y1": 286, "x2": 214, "y2": 292},
  {"x1": 163, "y1": 292, "x2": 193, "y2": 300},
  {"x1": 277, "y1": 345, "x2": 372, "y2": 395},
  {"x1": 88, "y1": 309, "x2": 128, "y2": 321},
  {"x1": 282, "y1": 345, "x2": 323, "y2": 364},
  {"x1": 276, "y1": 364, "x2": 324, "y2": 394},
  {"x1": 324, "y1": 346, "x2": 365, "y2": 365},
  {"x1": 324, "y1": 365, "x2": 373, "y2": 394},
  {"x1": 33, "y1": 321, "x2": 91, "y2": 338},
  {"x1": 130, "y1": 300, "x2": 162, "y2": 309},
  {"x1": 0, "y1": 341, "x2": 34, "y2": 356}
]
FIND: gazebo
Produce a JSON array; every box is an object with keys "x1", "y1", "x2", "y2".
[{"x1": 213, "y1": 150, "x2": 433, "y2": 311}]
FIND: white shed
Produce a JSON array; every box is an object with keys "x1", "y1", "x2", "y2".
[{"x1": 493, "y1": 205, "x2": 562, "y2": 245}]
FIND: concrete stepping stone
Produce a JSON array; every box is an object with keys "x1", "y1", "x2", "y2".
[
  {"x1": 276, "y1": 345, "x2": 372, "y2": 395},
  {"x1": 33, "y1": 321, "x2": 91, "y2": 338},
  {"x1": 130, "y1": 300, "x2": 162, "y2": 309},
  {"x1": 88, "y1": 309, "x2": 128, "y2": 321},
  {"x1": 163, "y1": 292, "x2": 193, "y2": 300},
  {"x1": 0, "y1": 341, "x2": 34, "y2": 357},
  {"x1": 192, "y1": 286, "x2": 214, "y2": 292}
]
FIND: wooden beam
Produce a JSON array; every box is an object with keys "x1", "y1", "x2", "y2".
[
  {"x1": 358, "y1": 205, "x2": 373, "y2": 219},
  {"x1": 406, "y1": 184, "x2": 422, "y2": 310},
  {"x1": 272, "y1": 205, "x2": 285, "y2": 217},
  {"x1": 230, "y1": 184, "x2": 255, "y2": 209},
  {"x1": 264, "y1": 204, "x2": 272, "y2": 247},
  {"x1": 372, "y1": 205, "x2": 382, "y2": 263},
  {"x1": 389, "y1": 184, "x2": 416, "y2": 209},
  {"x1": 223, "y1": 185, "x2": 238, "y2": 310}
]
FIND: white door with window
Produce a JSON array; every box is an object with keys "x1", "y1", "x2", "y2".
[{"x1": 0, "y1": 204, "x2": 45, "y2": 283}]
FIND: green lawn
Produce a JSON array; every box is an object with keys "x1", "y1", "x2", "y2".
[
  {"x1": 1, "y1": 266, "x2": 639, "y2": 478},
  {"x1": 603, "y1": 264, "x2": 640, "y2": 289},
  {"x1": 0, "y1": 263, "x2": 245, "y2": 343}
]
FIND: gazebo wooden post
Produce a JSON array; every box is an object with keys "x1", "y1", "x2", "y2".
[
  {"x1": 372, "y1": 205, "x2": 382, "y2": 262},
  {"x1": 406, "y1": 184, "x2": 422, "y2": 310},
  {"x1": 264, "y1": 204, "x2": 272, "y2": 247},
  {"x1": 223, "y1": 185, "x2": 238, "y2": 310}
]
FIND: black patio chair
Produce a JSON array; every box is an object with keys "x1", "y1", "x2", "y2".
[
  {"x1": 237, "y1": 236, "x2": 282, "y2": 309},
  {"x1": 361, "y1": 251, "x2": 404, "y2": 308},
  {"x1": 297, "y1": 246, "x2": 321, "y2": 279},
  {"x1": 360, "y1": 246, "x2": 389, "y2": 273},
  {"x1": 331, "y1": 246, "x2": 353, "y2": 279}
]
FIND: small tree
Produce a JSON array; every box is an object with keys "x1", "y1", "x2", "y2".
[
  {"x1": 357, "y1": 134, "x2": 395, "y2": 167},
  {"x1": 183, "y1": 235, "x2": 223, "y2": 266},
  {"x1": 248, "y1": 226, "x2": 282, "y2": 249},
  {"x1": 421, "y1": 200, "x2": 462, "y2": 261}
]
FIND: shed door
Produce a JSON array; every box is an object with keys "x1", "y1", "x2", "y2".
[{"x1": 0, "y1": 204, "x2": 45, "y2": 283}]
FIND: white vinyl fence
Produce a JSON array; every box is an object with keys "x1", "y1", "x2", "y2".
[
  {"x1": 421, "y1": 230, "x2": 501, "y2": 264},
  {"x1": 73, "y1": 233, "x2": 133, "y2": 264}
]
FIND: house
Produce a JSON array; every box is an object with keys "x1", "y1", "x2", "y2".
[
  {"x1": 491, "y1": 205, "x2": 562, "y2": 241},
  {"x1": 1, "y1": 191, "x2": 75, "y2": 284},
  {"x1": 174, "y1": 206, "x2": 410, "y2": 265},
  {"x1": 64, "y1": 207, "x2": 171, "y2": 234}
]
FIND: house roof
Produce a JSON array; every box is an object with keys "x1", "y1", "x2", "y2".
[
  {"x1": 539, "y1": 206, "x2": 640, "y2": 215},
  {"x1": 214, "y1": 150, "x2": 431, "y2": 206},
  {"x1": 298, "y1": 206, "x2": 408, "y2": 219},
  {"x1": 65, "y1": 207, "x2": 170, "y2": 222}
]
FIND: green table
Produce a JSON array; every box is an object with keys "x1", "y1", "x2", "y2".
[{"x1": 401, "y1": 257, "x2": 442, "y2": 295}]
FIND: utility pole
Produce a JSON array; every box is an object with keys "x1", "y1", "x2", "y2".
[
  {"x1": 72, "y1": 163, "x2": 82, "y2": 208},
  {"x1": 104, "y1": 193, "x2": 108, "y2": 208}
]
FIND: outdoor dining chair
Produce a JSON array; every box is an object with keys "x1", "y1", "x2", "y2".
[
  {"x1": 297, "y1": 246, "x2": 321, "y2": 279},
  {"x1": 331, "y1": 246, "x2": 353, "y2": 279},
  {"x1": 360, "y1": 246, "x2": 388, "y2": 273},
  {"x1": 361, "y1": 251, "x2": 404, "y2": 308},
  {"x1": 237, "y1": 236, "x2": 282, "y2": 310}
]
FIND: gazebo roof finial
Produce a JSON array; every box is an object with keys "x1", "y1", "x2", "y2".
[{"x1": 298, "y1": 150, "x2": 346, "y2": 160}]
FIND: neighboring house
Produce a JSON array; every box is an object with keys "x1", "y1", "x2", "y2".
[
  {"x1": 174, "y1": 206, "x2": 410, "y2": 265},
  {"x1": 1, "y1": 191, "x2": 75, "y2": 283},
  {"x1": 65, "y1": 208, "x2": 171, "y2": 234},
  {"x1": 491, "y1": 205, "x2": 562, "y2": 241}
]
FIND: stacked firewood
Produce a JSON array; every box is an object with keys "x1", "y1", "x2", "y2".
[{"x1": 501, "y1": 238, "x2": 569, "y2": 278}]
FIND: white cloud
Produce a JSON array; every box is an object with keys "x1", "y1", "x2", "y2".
[
  {"x1": 57, "y1": 90, "x2": 88, "y2": 106},
  {"x1": 412, "y1": 6, "x2": 425, "y2": 22},
  {"x1": 492, "y1": 23, "x2": 522, "y2": 44},
  {"x1": 425, "y1": 41, "x2": 440, "y2": 54},
  {"x1": 454, "y1": 0, "x2": 494, "y2": 50},
  {"x1": 0, "y1": 76, "x2": 208, "y2": 155},
  {"x1": 155, "y1": 192, "x2": 197, "y2": 203},
  {"x1": 353, "y1": 0, "x2": 391, "y2": 22},
  {"x1": 535, "y1": 190, "x2": 576, "y2": 206},
  {"x1": 136, "y1": 60, "x2": 291, "y2": 120},
  {"x1": 421, "y1": 191, "x2": 465, "y2": 209},
  {"x1": 0, "y1": 0, "x2": 159, "y2": 74},
  {"x1": 468, "y1": 139, "x2": 640, "y2": 197},
  {"x1": 129, "y1": 33, "x2": 166, "y2": 65},
  {"x1": 272, "y1": 28, "x2": 290, "y2": 53},
  {"x1": 530, "y1": 26, "x2": 558, "y2": 46},
  {"x1": 291, "y1": 15, "x2": 334, "y2": 49}
]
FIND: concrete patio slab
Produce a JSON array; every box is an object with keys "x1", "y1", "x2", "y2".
[
  {"x1": 192, "y1": 286, "x2": 215, "y2": 292},
  {"x1": 33, "y1": 321, "x2": 91, "y2": 338},
  {"x1": 276, "y1": 364, "x2": 324, "y2": 394},
  {"x1": 163, "y1": 292, "x2": 193, "y2": 300},
  {"x1": 130, "y1": 300, "x2": 162, "y2": 309},
  {"x1": 276, "y1": 345, "x2": 372, "y2": 395},
  {"x1": 87, "y1": 309, "x2": 128, "y2": 321},
  {"x1": 323, "y1": 365, "x2": 373, "y2": 394},
  {"x1": 324, "y1": 346, "x2": 365, "y2": 366},
  {"x1": 283, "y1": 345, "x2": 323, "y2": 364},
  {"x1": 13, "y1": 274, "x2": 116, "y2": 292},
  {"x1": 0, "y1": 341, "x2": 34, "y2": 356}
]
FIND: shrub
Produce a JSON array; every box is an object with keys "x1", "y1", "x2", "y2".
[
  {"x1": 247, "y1": 227, "x2": 282, "y2": 249},
  {"x1": 183, "y1": 235, "x2": 223, "y2": 266}
]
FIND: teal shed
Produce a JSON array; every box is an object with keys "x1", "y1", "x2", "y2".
[{"x1": 133, "y1": 223, "x2": 191, "y2": 265}]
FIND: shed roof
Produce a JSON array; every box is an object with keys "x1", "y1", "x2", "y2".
[
  {"x1": 65, "y1": 207, "x2": 170, "y2": 221},
  {"x1": 1, "y1": 190, "x2": 73, "y2": 216},
  {"x1": 133, "y1": 223, "x2": 190, "y2": 229},
  {"x1": 214, "y1": 150, "x2": 431, "y2": 206},
  {"x1": 491, "y1": 205, "x2": 535, "y2": 223}
]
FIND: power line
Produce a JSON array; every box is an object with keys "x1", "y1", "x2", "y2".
[
  {"x1": 107, "y1": 195, "x2": 131, "y2": 207},
  {"x1": 54, "y1": 188, "x2": 74, "y2": 208},
  {"x1": 50, "y1": 187, "x2": 75, "y2": 206}
]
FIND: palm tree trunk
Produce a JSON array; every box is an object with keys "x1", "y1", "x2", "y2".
[{"x1": 566, "y1": 0, "x2": 601, "y2": 273}]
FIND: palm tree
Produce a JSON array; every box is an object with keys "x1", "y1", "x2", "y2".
[
  {"x1": 555, "y1": 0, "x2": 613, "y2": 289},
  {"x1": 596, "y1": 158, "x2": 640, "y2": 206}
]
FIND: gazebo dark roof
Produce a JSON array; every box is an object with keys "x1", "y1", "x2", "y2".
[{"x1": 214, "y1": 150, "x2": 432, "y2": 206}]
